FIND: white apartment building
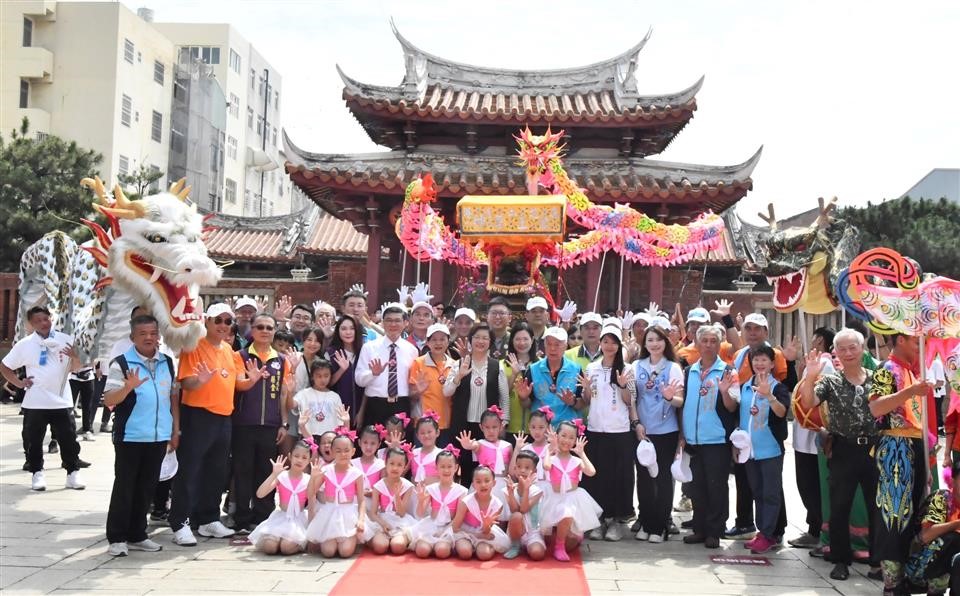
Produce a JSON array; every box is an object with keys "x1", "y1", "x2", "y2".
[{"x1": 1, "y1": 1, "x2": 295, "y2": 216}]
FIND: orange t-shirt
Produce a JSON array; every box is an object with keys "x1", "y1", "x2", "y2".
[
  {"x1": 676, "y1": 342, "x2": 735, "y2": 367},
  {"x1": 178, "y1": 339, "x2": 243, "y2": 416},
  {"x1": 409, "y1": 355, "x2": 453, "y2": 429},
  {"x1": 733, "y1": 346, "x2": 789, "y2": 382}
]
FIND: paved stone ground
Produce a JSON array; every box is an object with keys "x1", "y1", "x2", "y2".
[{"x1": 0, "y1": 404, "x2": 884, "y2": 595}]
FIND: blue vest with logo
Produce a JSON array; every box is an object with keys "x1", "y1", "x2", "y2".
[
  {"x1": 112, "y1": 348, "x2": 175, "y2": 443},
  {"x1": 682, "y1": 358, "x2": 737, "y2": 446}
]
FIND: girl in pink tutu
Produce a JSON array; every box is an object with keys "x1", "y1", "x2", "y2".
[
  {"x1": 306, "y1": 430, "x2": 366, "y2": 557},
  {"x1": 352, "y1": 425, "x2": 385, "y2": 514},
  {"x1": 456, "y1": 406, "x2": 512, "y2": 520},
  {"x1": 249, "y1": 440, "x2": 313, "y2": 555},
  {"x1": 451, "y1": 465, "x2": 511, "y2": 560},
  {"x1": 365, "y1": 447, "x2": 417, "y2": 555},
  {"x1": 541, "y1": 420, "x2": 602, "y2": 561},
  {"x1": 410, "y1": 448, "x2": 468, "y2": 559}
]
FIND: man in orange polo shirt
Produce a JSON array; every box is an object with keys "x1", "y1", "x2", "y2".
[
  {"x1": 675, "y1": 307, "x2": 738, "y2": 367},
  {"x1": 168, "y1": 303, "x2": 269, "y2": 547}
]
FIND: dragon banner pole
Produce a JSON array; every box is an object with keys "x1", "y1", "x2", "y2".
[
  {"x1": 400, "y1": 248, "x2": 408, "y2": 289},
  {"x1": 593, "y1": 250, "x2": 608, "y2": 312},
  {"x1": 617, "y1": 255, "x2": 625, "y2": 311},
  {"x1": 920, "y1": 334, "x2": 930, "y2": 496},
  {"x1": 797, "y1": 309, "x2": 809, "y2": 354}
]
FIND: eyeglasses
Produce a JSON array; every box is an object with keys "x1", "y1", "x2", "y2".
[
  {"x1": 488, "y1": 311, "x2": 510, "y2": 317},
  {"x1": 213, "y1": 317, "x2": 234, "y2": 325},
  {"x1": 254, "y1": 324, "x2": 275, "y2": 331},
  {"x1": 569, "y1": 335, "x2": 582, "y2": 341}
]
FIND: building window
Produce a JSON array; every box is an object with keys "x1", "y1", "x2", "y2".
[
  {"x1": 149, "y1": 165, "x2": 161, "y2": 192},
  {"x1": 151, "y1": 111, "x2": 162, "y2": 143},
  {"x1": 225, "y1": 179, "x2": 237, "y2": 203},
  {"x1": 256, "y1": 115, "x2": 263, "y2": 136},
  {"x1": 250, "y1": 68, "x2": 255, "y2": 89},
  {"x1": 153, "y1": 60, "x2": 164, "y2": 85},
  {"x1": 19, "y1": 79, "x2": 29, "y2": 108},
  {"x1": 229, "y1": 49, "x2": 241, "y2": 74},
  {"x1": 227, "y1": 136, "x2": 238, "y2": 160},
  {"x1": 121, "y1": 95, "x2": 132, "y2": 127},
  {"x1": 123, "y1": 39, "x2": 134, "y2": 64},
  {"x1": 23, "y1": 17, "x2": 33, "y2": 47},
  {"x1": 228, "y1": 93, "x2": 239, "y2": 118},
  {"x1": 118, "y1": 155, "x2": 129, "y2": 176},
  {"x1": 170, "y1": 128, "x2": 185, "y2": 154},
  {"x1": 181, "y1": 46, "x2": 221, "y2": 65},
  {"x1": 247, "y1": 107, "x2": 254, "y2": 129}
]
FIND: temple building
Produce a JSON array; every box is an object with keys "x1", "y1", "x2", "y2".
[{"x1": 279, "y1": 23, "x2": 762, "y2": 309}]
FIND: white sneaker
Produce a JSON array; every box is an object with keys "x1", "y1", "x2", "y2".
[
  {"x1": 82, "y1": 431, "x2": 95, "y2": 442},
  {"x1": 65, "y1": 471, "x2": 85, "y2": 490},
  {"x1": 604, "y1": 523, "x2": 623, "y2": 542},
  {"x1": 587, "y1": 527, "x2": 604, "y2": 541},
  {"x1": 172, "y1": 524, "x2": 197, "y2": 546},
  {"x1": 31, "y1": 471, "x2": 46, "y2": 491},
  {"x1": 635, "y1": 529, "x2": 650, "y2": 541},
  {"x1": 128, "y1": 538, "x2": 163, "y2": 552},
  {"x1": 197, "y1": 521, "x2": 235, "y2": 538},
  {"x1": 648, "y1": 533, "x2": 664, "y2": 543},
  {"x1": 107, "y1": 542, "x2": 128, "y2": 557}
]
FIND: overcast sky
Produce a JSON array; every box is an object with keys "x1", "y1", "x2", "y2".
[{"x1": 123, "y1": 0, "x2": 958, "y2": 224}]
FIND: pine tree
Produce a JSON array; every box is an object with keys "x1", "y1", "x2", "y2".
[{"x1": 0, "y1": 117, "x2": 103, "y2": 272}]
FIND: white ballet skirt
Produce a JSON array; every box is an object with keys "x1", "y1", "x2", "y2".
[
  {"x1": 539, "y1": 456, "x2": 602, "y2": 538},
  {"x1": 451, "y1": 493, "x2": 511, "y2": 553},
  {"x1": 361, "y1": 478, "x2": 417, "y2": 543},
  {"x1": 305, "y1": 465, "x2": 365, "y2": 544},
  {"x1": 248, "y1": 472, "x2": 309, "y2": 549},
  {"x1": 408, "y1": 483, "x2": 468, "y2": 546},
  {"x1": 510, "y1": 485, "x2": 546, "y2": 548},
  {"x1": 352, "y1": 456, "x2": 385, "y2": 518}
]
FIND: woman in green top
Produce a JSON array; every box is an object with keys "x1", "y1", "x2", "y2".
[{"x1": 502, "y1": 322, "x2": 539, "y2": 436}]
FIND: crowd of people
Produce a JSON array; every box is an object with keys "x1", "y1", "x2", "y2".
[{"x1": 2, "y1": 283, "x2": 959, "y2": 595}]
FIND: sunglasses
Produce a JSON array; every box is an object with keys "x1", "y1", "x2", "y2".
[
  {"x1": 254, "y1": 324, "x2": 275, "y2": 331},
  {"x1": 213, "y1": 316, "x2": 234, "y2": 325}
]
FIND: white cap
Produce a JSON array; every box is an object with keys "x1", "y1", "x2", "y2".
[
  {"x1": 380, "y1": 302, "x2": 408, "y2": 317},
  {"x1": 410, "y1": 301, "x2": 433, "y2": 315},
  {"x1": 686, "y1": 307, "x2": 711, "y2": 324},
  {"x1": 543, "y1": 326, "x2": 568, "y2": 343},
  {"x1": 159, "y1": 450, "x2": 178, "y2": 482},
  {"x1": 636, "y1": 440, "x2": 659, "y2": 478},
  {"x1": 743, "y1": 313, "x2": 769, "y2": 328},
  {"x1": 730, "y1": 429, "x2": 752, "y2": 463},
  {"x1": 648, "y1": 315, "x2": 671, "y2": 331},
  {"x1": 631, "y1": 312, "x2": 651, "y2": 329},
  {"x1": 205, "y1": 303, "x2": 234, "y2": 319},
  {"x1": 579, "y1": 312, "x2": 602, "y2": 327},
  {"x1": 601, "y1": 324, "x2": 623, "y2": 342},
  {"x1": 234, "y1": 297, "x2": 259, "y2": 312},
  {"x1": 454, "y1": 307, "x2": 477, "y2": 322},
  {"x1": 670, "y1": 451, "x2": 693, "y2": 483},
  {"x1": 526, "y1": 296, "x2": 549, "y2": 311},
  {"x1": 426, "y1": 323, "x2": 451, "y2": 339}
]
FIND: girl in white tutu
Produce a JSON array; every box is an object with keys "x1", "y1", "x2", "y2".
[
  {"x1": 541, "y1": 419, "x2": 602, "y2": 562},
  {"x1": 504, "y1": 451, "x2": 547, "y2": 560},
  {"x1": 511, "y1": 406, "x2": 554, "y2": 496},
  {"x1": 249, "y1": 441, "x2": 313, "y2": 555},
  {"x1": 306, "y1": 430, "x2": 366, "y2": 557},
  {"x1": 353, "y1": 425, "x2": 385, "y2": 515},
  {"x1": 456, "y1": 406, "x2": 512, "y2": 521},
  {"x1": 364, "y1": 447, "x2": 417, "y2": 554},
  {"x1": 451, "y1": 465, "x2": 511, "y2": 559},
  {"x1": 410, "y1": 448, "x2": 468, "y2": 559}
]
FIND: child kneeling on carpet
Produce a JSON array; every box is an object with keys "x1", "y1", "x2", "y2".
[
  {"x1": 249, "y1": 443, "x2": 312, "y2": 555},
  {"x1": 306, "y1": 430, "x2": 366, "y2": 557},
  {"x1": 452, "y1": 465, "x2": 511, "y2": 560},
  {"x1": 363, "y1": 447, "x2": 416, "y2": 554},
  {"x1": 541, "y1": 420, "x2": 602, "y2": 562},
  {"x1": 504, "y1": 451, "x2": 546, "y2": 560},
  {"x1": 410, "y1": 448, "x2": 468, "y2": 559}
]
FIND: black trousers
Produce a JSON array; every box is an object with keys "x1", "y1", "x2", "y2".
[
  {"x1": 169, "y1": 406, "x2": 231, "y2": 529},
  {"x1": 689, "y1": 443, "x2": 731, "y2": 540},
  {"x1": 364, "y1": 396, "x2": 411, "y2": 428},
  {"x1": 827, "y1": 435, "x2": 878, "y2": 565},
  {"x1": 635, "y1": 431, "x2": 679, "y2": 536},
  {"x1": 795, "y1": 451, "x2": 822, "y2": 538},
  {"x1": 69, "y1": 378, "x2": 97, "y2": 434},
  {"x1": 231, "y1": 425, "x2": 279, "y2": 528},
  {"x1": 106, "y1": 441, "x2": 167, "y2": 543},
  {"x1": 582, "y1": 430, "x2": 635, "y2": 521},
  {"x1": 734, "y1": 459, "x2": 788, "y2": 535},
  {"x1": 153, "y1": 479, "x2": 171, "y2": 513},
  {"x1": 23, "y1": 408, "x2": 80, "y2": 473}
]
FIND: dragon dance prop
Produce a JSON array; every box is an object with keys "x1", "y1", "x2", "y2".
[{"x1": 394, "y1": 127, "x2": 727, "y2": 294}]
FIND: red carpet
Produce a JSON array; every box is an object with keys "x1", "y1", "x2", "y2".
[{"x1": 330, "y1": 550, "x2": 589, "y2": 595}]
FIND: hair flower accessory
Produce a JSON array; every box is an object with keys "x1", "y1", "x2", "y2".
[
  {"x1": 395, "y1": 412, "x2": 411, "y2": 428},
  {"x1": 422, "y1": 410, "x2": 440, "y2": 423},
  {"x1": 374, "y1": 423, "x2": 387, "y2": 440},
  {"x1": 572, "y1": 418, "x2": 586, "y2": 437},
  {"x1": 301, "y1": 436, "x2": 319, "y2": 456},
  {"x1": 537, "y1": 405, "x2": 555, "y2": 422},
  {"x1": 399, "y1": 442, "x2": 414, "y2": 457},
  {"x1": 334, "y1": 426, "x2": 358, "y2": 441},
  {"x1": 443, "y1": 445, "x2": 461, "y2": 458},
  {"x1": 486, "y1": 405, "x2": 504, "y2": 419}
]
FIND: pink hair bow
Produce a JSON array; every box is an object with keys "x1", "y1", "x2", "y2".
[
  {"x1": 537, "y1": 405, "x2": 555, "y2": 422},
  {"x1": 444, "y1": 445, "x2": 461, "y2": 458},
  {"x1": 334, "y1": 426, "x2": 358, "y2": 441},
  {"x1": 301, "y1": 436, "x2": 319, "y2": 456},
  {"x1": 395, "y1": 412, "x2": 411, "y2": 428},
  {"x1": 486, "y1": 405, "x2": 504, "y2": 419},
  {"x1": 421, "y1": 410, "x2": 440, "y2": 423},
  {"x1": 399, "y1": 441, "x2": 414, "y2": 458},
  {"x1": 374, "y1": 423, "x2": 388, "y2": 440},
  {"x1": 572, "y1": 418, "x2": 586, "y2": 437}
]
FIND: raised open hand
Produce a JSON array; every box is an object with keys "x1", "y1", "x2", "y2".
[
  {"x1": 273, "y1": 295, "x2": 293, "y2": 321},
  {"x1": 456, "y1": 430, "x2": 475, "y2": 450},
  {"x1": 513, "y1": 431, "x2": 528, "y2": 450},
  {"x1": 245, "y1": 358, "x2": 269, "y2": 380},
  {"x1": 396, "y1": 285, "x2": 412, "y2": 305},
  {"x1": 514, "y1": 376, "x2": 533, "y2": 399},
  {"x1": 369, "y1": 358, "x2": 386, "y2": 376},
  {"x1": 662, "y1": 378, "x2": 683, "y2": 401},
  {"x1": 573, "y1": 436, "x2": 588, "y2": 456},
  {"x1": 386, "y1": 429, "x2": 404, "y2": 449},
  {"x1": 804, "y1": 349, "x2": 824, "y2": 378},
  {"x1": 754, "y1": 372, "x2": 772, "y2": 398},
  {"x1": 577, "y1": 373, "x2": 593, "y2": 400},
  {"x1": 332, "y1": 349, "x2": 350, "y2": 371},
  {"x1": 555, "y1": 300, "x2": 578, "y2": 323},
  {"x1": 270, "y1": 454, "x2": 288, "y2": 474},
  {"x1": 718, "y1": 369, "x2": 735, "y2": 394},
  {"x1": 781, "y1": 336, "x2": 801, "y2": 362},
  {"x1": 711, "y1": 299, "x2": 733, "y2": 318},
  {"x1": 410, "y1": 282, "x2": 434, "y2": 304},
  {"x1": 123, "y1": 368, "x2": 148, "y2": 390},
  {"x1": 194, "y1": 361, "x2": 215, "y2": 385},
  {"x1": 615, "y1": 368, "x2": 631, "y2": 388}
]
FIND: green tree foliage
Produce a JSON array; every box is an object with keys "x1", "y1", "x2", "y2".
[
  {"x1": 839, "y1": 196, "x2": 960, "y2": 279},
  {"x1": 119, "y1": 163, "x2": 163, "y2": 200},
  {"x1": 0, "y1": 118, "x2": 102, "y2": 272}
]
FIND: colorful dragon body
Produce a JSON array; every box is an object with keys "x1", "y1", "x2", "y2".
[{"x1": 17, "y1": 178, "x2": 222, "y2": 362}]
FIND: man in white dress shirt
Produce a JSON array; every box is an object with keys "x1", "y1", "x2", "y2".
[{"x1": 355, "y1": 304, "x2": 418, "y2": 428}]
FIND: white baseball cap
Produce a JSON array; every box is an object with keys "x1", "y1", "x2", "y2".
[
  {"x1": 743, "y1": 313, "x2": 769, "y2": 328},
  {"x1": 579, "y1": 312, "x2": 603, "y2": 327},
  {"x1": 205, "y1": 303, "x2": 234, "y2": 319},
  {"x1": 454, "y1": 307, "x2": 477, "y2": 322},
  {"x1": 526, "y1": 296, "x2": 549, "y2": 311},
  {"x1": 426, "y1": 323, "x2": 451, "y2": 339},
  {"x1": 234, "y1": 297, "x2": 259, "y2": 312},
  {"x1": 601, "y1": 324, "x2": 623, "y2": 342},
  {"x1": 159, "y1": 450, "x2": 178, "y2": 481},
  {"x1": 648, "y1": 315, "x2": 671, "y2": 331},
  {"x1": 636, "y1": 440, "x2": 659, "y2": 478},
  {"x1": 670, "y1": 451, "x2": 693, "y2": 483},
  {"x1": 543, "y1": 326, "x2": 568, "y2": 343},
  {"x1": 730, "y1": 429, "x2": 752, "y2": 463},
  {"x1": 410, "y1": 301, "x2": 433, "y2": 315},
  {"x1": 686, "y1": 307, "x2": 711, "y2": 324}
]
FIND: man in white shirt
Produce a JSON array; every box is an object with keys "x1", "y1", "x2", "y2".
[
  {"x1": 928, "y1": 356, "x2": 947, "y2": 434},
  {"x1": 355, "y1": 304, "x2": 418, "y2": 428},
  {"x1": 1, "y1": 306, "x2": 85, "y2": 491}
]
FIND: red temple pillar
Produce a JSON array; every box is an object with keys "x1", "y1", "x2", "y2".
[
  {"x1": 586, "y1": 256, "x2": 602, "y2": 312},
  {"x1": 649, "y1": 266, "x2": 663, "y2": 306},
  {"x1": 429, "y1": 260, "x2": 444, "y2": 303}
]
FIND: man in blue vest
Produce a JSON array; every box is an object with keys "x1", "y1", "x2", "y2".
[
  {"x1": 517, "y1": 326, "x2": 584, "y2": 425},
  {"x1": 102, "y1": 314, "x2": 179, "y2": 557},
  {"x1": 681, "y1": 324, "x2": 740, "y2": 549}
]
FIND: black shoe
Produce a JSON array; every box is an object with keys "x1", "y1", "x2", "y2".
[
  {"x1": 48, "y1": 440, "x2": 59, "y2": 454},
  {"x1": 682, "y1": 533, "x2": 705, "y2": 544},
  {"x1": 829, "y1": 563, "x2": 849, "y2": 580},
  {"x1": 629, "y1": 519, "x2": 641, "y2": 533},
  {"x1": 22, "y1": 461, "x2": 29, "y2": 472},
  {"x1": 809, "y1": 545, "x2": 824, "y2": 558},
  {"x1": 680, "y1": 519, "x2": 694, "y2": 529},
  {"x1": 77, "y1": 459, "x2": 91, "y2": 468},
  {"x1": 150, "y1": 510, "x2": 169, "y2": 522},
  {"x1": 704, "y1": 536, "x2": 720, "y2": 549},
  {"x1": 667, "y1": 520, "x2": 680, "y2": 535}
]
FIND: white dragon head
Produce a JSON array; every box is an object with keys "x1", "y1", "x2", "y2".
[{"x1": 80, "y1": 177, "x2": 222, "y2": 352}]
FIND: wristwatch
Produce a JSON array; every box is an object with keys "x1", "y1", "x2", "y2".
[{"x1": 630, "y1": 419, "x2": 641, "y2": 430}]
